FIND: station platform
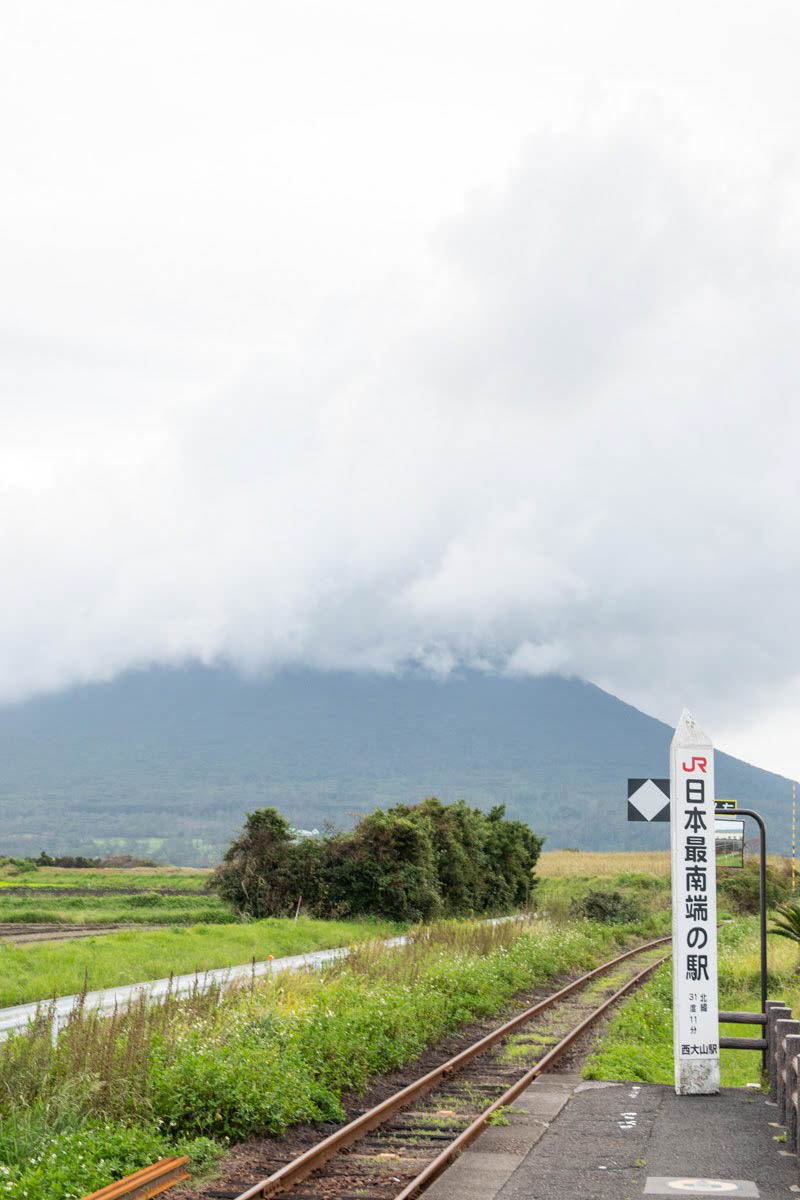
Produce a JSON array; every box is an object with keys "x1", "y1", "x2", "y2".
[{"x1": 425, "y1": 1072, "x2": 796, "y2": 1200}]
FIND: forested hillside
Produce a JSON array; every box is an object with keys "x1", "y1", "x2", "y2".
[{"x1": 0, "y1": 665, "x2": 792, "y2": 863}]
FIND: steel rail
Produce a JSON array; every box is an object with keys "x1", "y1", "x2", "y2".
[
  {"x1": 393, "y1": 952, "x2": 668, "y2": 1200},
  {"x1": 233, "y1": 934, "x2": 671, "y2": 1200},
  {"x1": 79, "y1": 1156, "x2": 189, "y2": 1200}
]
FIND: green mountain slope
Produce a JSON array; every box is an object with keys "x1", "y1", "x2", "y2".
[{"x1": 0, "y1": 666, "x2": 792, "y2": 864}]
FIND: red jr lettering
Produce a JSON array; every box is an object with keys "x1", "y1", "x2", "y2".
[{"x1": 682, "y1": 757, "x2": 707, "y2": 773}]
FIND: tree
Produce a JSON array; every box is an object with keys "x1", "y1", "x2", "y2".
[
  {"x1": 209, "y1": 800, "x2": 543, "y2": 922},
  {"x1": 208, "y1": 807, "x2": 305, "y2": 918}
]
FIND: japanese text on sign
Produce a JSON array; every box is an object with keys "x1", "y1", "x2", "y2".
[{"x1": 670, "y1": 711, "x2": 720, "y2": 1093}]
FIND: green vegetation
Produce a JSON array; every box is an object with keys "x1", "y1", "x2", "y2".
[
  {"x1": 534, "y1": 869, "x2": 670, "y2": 931},
  {"x1": 0, "y1": 864, "x2": 208, "y2": 890},
  {"x1": 0, "y1": 917, "x2": 399, "y2": 1007},
  {"x1": 0, "y1": 917, "x2": 645, "y2": 1199},
  {"x1": 0, "y1": 1115, "x2": 219, "y2": 1200},
  {"x1": 769, "y1": 898, "x2": 800, "y2": 944},
  {"x1": 0, "y1": 863, "x2": 221, "y2": 929},
  {"x1": 0, "y1": 891, "x2": 232, "y2": 927},
  {"x1": 211, "y1": 800, "x2": 542, "y2": 922},
  {"x1": 572, "y1": 889, "x2": 644, "y2": 925},
  {"x1": 584, "y1": 915, "x2": 798, "y2": 1086},
  {"x1": 717, "y1": 860, "x2": 790, "y2": 914}
]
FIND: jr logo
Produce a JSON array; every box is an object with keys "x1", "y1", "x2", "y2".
[{"x1": 682, "y1": 757, "x2": 707, "y2": 773}]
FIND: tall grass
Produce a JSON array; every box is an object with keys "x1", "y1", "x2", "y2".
[
  {"x1": 0, "y1": 917, "x2": 646, "y2": 1198},
  {"x1": 538, "y1": 849, "x2": 789, "y2": 879},
  {"x1": 539, "y1": 851, "x2": 673, "y2": 878},
  {"x1": 584, "y1": 915, "x2": 798, "y2": 1087}
]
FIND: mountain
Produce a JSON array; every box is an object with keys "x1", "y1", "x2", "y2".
[{"x1": 0, "y1": 665, "x2": 792, "y2": 864}]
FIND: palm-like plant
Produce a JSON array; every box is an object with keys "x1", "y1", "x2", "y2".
[{"x1": 769, "y1": 899, "x2": 800, "y2": 944}]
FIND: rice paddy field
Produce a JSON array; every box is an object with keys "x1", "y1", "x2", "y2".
[
  {"x1": 538, "y1": 848, "x2": 788, "y2": 878},
  {"x1": 0, "y1": 864, "x2": 209, "y2": 890},
  {"x1": 538, "y1": 849, "x2": 672, "y2": 878},
  {"x1": 0, "y1": 863, "x2": 219, "y2": 926}
]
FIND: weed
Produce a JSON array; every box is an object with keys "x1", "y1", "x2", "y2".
[{"x1": 488, "y1": 1106, "x2": 510, "y2": 1126}]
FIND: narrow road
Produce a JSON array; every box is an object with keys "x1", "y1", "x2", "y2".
[{"x1": 0, "y1": 936, "x2": 409, "y2": 1043}]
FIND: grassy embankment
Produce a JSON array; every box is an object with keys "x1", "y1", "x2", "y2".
[
  {"x1": 1, "y1": 849, "x2": 767, "y2": 1197},
  {"x1": 0, "y1": 866, "x2": 209, "y2": 890},
  {"x1": 566, "y1": 846, "x2": 795, "y2": 1087},
  {"x1": 0, "y1": 916, "x2": 653, "y2": 1200},
  {"x1": 584, "y1": 917, "x2": 797, "y2": 1086},
  {"x1": 0, "y1": 865, "x2": 222, "y2": 926},
  {"x1": 0, "y1": 917, "x2": 401, "y2": 1008}
]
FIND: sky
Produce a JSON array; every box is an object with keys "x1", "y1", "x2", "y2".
[{"x1": 2, "y1": 1, "x2": 800, "y2": 781}]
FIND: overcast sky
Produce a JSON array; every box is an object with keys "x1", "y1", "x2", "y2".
[{"x1": 3, "y1": 1, "x2": 800, "y2": 782}]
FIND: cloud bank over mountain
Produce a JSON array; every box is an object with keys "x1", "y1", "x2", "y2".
[{"x1": 2, "y1": 2, "x2": 799, "y2": 778}]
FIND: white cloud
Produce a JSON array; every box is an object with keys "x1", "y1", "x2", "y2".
[{"x1": 2, "y1": 1, "x2": 800, "y2": 778}]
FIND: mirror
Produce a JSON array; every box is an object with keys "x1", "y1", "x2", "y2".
[{"x1": 715, "y1": 818, "x2": 744, "y2": 868}]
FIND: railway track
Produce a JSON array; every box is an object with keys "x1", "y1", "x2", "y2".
[{"x1": 184, "y1": 935, "x2": 670, "y2": 1200}]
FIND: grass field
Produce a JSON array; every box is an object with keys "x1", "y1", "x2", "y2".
[
  {"x1": 538, "y1": 848, "x2": 788, "y2": 878},
  {"x1": 584, "y1": 915, "x2": 799, "y2": 1087},
  {"x1": 0, "y1": 890, "x2": 233, "y2": 926},
  {"x1": 0, "y1": 865, "x2": 209, "y2": 890},
  {"x1": 538, "y1": 850, "x2": 672, "y2": 878},
  {"x1": 0, "y1": 917, "x2": 649, "y2": 1200},
  {"x1": 0, "y1": 916, "x2": 402, "y2": 1007},
  {"x1": 0, "y1": 863, "x2": 221, "y2": 926}
]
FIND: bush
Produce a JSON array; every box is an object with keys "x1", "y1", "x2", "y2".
[
  {"x1": 209, "y1": 801, "x2": 543, "y2": 922},
  {"x1": 573, "y1": 890, "x2": 643, "y2": 925},
  {"x1": 0, "y1": 1115, "x2": 219, "y2": 1200},
  {"x1": 615, "y1": 872, "x2": 668, "y2": 892},
  {"x1": 717, "y1": 861, "x2": 790, "y2": 914}
]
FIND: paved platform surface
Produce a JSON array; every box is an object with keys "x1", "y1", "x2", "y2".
[{"x1": 425, "y1": 1073, "x2": 797, "y2": 1200}]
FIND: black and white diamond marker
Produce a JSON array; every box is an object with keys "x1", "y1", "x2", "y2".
[{"x1": 627, "y1": 778, "x2": 670, "y2": 822}]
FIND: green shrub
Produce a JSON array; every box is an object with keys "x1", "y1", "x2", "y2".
[
  {"x1": 149, "y1": 1031, "x2": 343, "y2": 1140},
  {"x1": 717, "y1": 861, "x2": 790, "y2": 914},
  {"x1": 573, "y1": 890, "x2": 642, "y2": 925},
  {"x1": 0, "y1": 1116, "x2": 219, "y2": 1200},
  {"x1": 615, "y1": 872, "x2": 668, "y2": 892},
  {"x1": 210, "y1": 801, "x2": 543, "y2": 922}
]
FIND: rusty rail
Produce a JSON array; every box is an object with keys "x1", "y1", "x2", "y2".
[
  {"x1": 234, "y1": 934, "x2": 671, "y2": 1200},
  {"x1": 394, "y1": 953, "x2": 667, "y2": 1199},
  {"x1": 79, "y1": 1156, "x2": 189, "y2": 1200}
]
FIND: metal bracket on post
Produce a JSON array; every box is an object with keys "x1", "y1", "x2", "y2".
[{"x1": 716, "y1": 804, "x2": 770, "y2": 1071}]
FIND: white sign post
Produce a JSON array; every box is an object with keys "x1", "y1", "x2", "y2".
[{"x1": 670, "y1": 709, "x2": 720, "y2": 1094}]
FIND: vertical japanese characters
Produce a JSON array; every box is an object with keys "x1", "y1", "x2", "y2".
[{"x1": 670, "y1": 712, "x2": 720, "y2": 1094}]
